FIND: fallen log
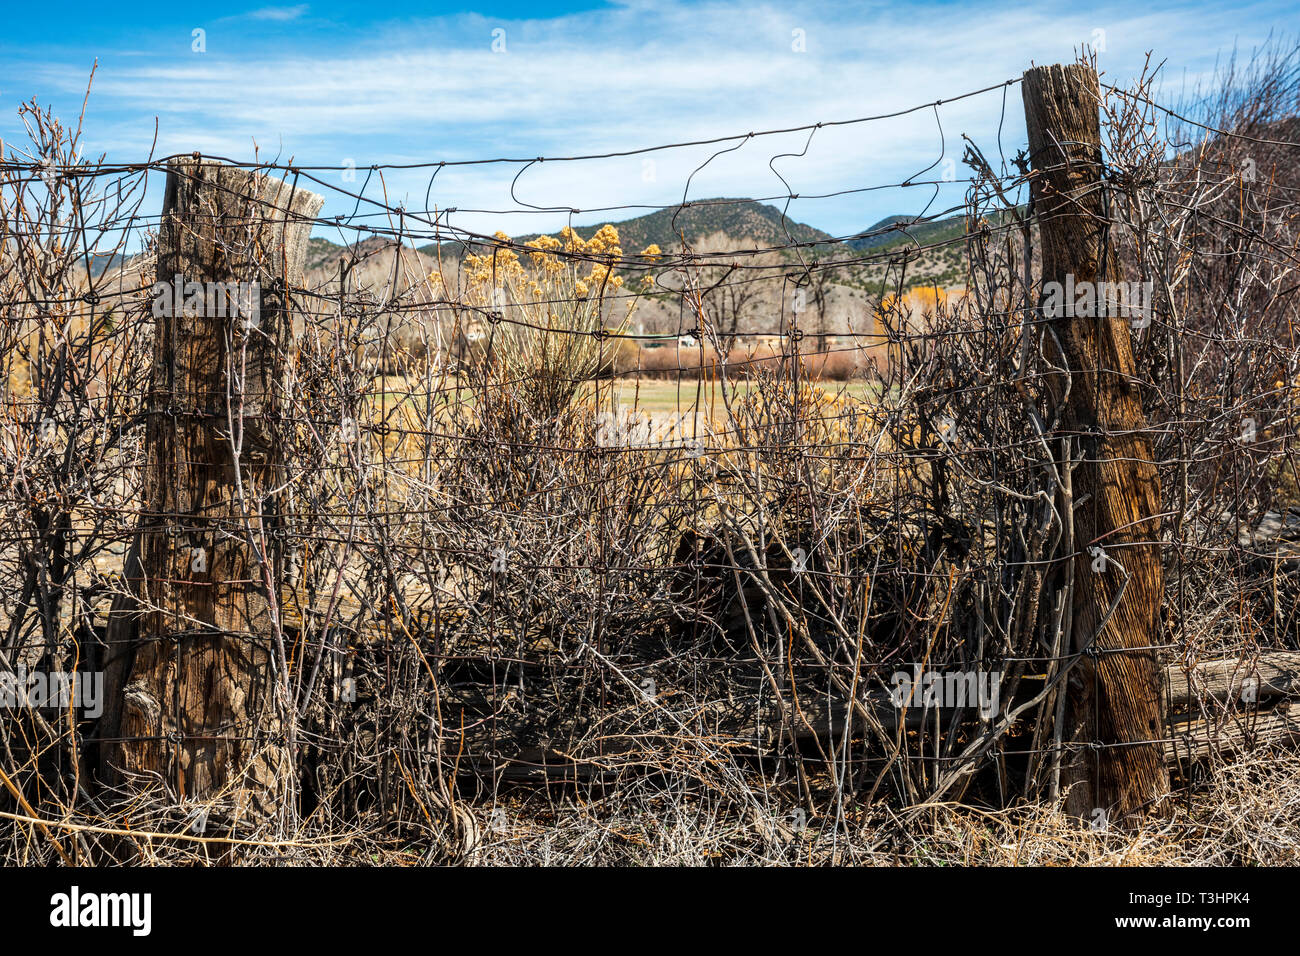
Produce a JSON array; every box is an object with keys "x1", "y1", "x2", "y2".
[
  {"x1": 1166, "y1": 652, "x2": 1300, "y2": 713},
  {"x1": 1165, "y1": 705, "x2": 1300, "y2": 763}
]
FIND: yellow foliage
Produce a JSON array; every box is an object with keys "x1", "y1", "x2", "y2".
[{"x1": 459, "y1": 225, "x2": 643, "y2": 416}]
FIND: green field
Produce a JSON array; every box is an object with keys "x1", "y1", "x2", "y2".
[
  {"x1": 375, "y1": 374, "x2": 876, "y2": 419},
  {"x1": 592, "y1": 375, "x2": 877, "y2": 414}
]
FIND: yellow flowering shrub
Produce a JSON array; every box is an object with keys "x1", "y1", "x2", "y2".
[{"x1": 459, "y1": 225, "x2": 647, "y2": 418}]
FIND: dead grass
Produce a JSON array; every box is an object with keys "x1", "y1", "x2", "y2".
[{"x1": 460, "y1": 749, "x2": 1300, "y2": 866}]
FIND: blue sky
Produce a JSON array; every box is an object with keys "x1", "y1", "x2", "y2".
[{"x1": 1, "y1": 0, "x2": 1296, "y2": 243}]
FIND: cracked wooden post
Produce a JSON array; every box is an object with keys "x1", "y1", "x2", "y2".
[
  {"x1": 100, "y1": 158, "x2": 323, "y2": 824},
  {"x1": 1022, "y1": 63, "x2": 1170, "y2": 825}
]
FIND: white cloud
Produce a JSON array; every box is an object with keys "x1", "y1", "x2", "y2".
[{"x1": 245, "y1": 4, "x2": 310, "y2": 22}]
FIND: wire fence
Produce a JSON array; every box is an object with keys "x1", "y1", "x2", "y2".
[{"x1": 1, "y1": 51, "x2": 1299, "y2": 862}]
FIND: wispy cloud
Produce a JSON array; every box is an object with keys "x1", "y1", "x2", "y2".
[{"x1": 246, "y1": 4, "x2": 310, "y2": 22}]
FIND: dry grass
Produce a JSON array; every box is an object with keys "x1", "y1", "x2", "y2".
[{"x1": 453, "y1": 749, "x2": 1300, "y2": 866}]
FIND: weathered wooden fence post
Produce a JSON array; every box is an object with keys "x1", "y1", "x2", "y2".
[
  {"x1": 1022, "y1": 63, "x2": 1169, "y2": 824},
  {"x1": 100, "y1": 158, "x2": 322, "y2": 824}
]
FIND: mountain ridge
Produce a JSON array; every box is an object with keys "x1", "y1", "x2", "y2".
[{"x1": 301, "y1": 199, "x2": 968, "y2": 267}]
